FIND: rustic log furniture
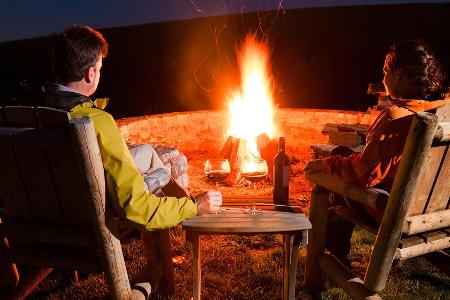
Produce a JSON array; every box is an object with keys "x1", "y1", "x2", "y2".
[
  {"x1": 305, "y1": 104, "x2": 450, "y2": 299},
  {"x1": 0, "y1": 106, "x2": 151, "y2": 299},
  {"x1": 182, "y1": 209, "x2": 311, "y2": 300}
]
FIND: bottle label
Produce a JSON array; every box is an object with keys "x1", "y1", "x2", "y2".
[{"x1": 283, "y1": 166, "x2": 289, "y2": 187}]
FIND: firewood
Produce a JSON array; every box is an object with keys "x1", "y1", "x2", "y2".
[
  {"x1": 257, "y1": 133, "x2": 277, "y2": 176},
  {"x1": 219, "y1": 136, "x2": 236, "y2": 159},
  {"x1": 223, "y1": 138, "x2": 247, "y2": 186}
]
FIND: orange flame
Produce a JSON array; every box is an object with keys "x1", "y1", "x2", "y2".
[{"x1": 227, "y1": 35, "x2": 275, "y2": 160}]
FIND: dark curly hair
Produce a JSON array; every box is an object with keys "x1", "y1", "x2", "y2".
[
  {"x1": 385, "y1": 40, "x2": 447, "y2": 100},
  {"x1": 52, "y1": 24, "x2": 108, "y2": 84}
]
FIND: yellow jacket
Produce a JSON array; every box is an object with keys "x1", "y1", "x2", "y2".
[{"x1": 70, "y1": 102, "x2": 197, "y2": 230}]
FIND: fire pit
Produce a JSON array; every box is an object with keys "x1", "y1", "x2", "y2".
[
  {"x1": 117, "y1": 108, "x2": 375, "y2": 157},
  {"x1": 116, "y1": 107, "x2": 375, "y2": 204}
]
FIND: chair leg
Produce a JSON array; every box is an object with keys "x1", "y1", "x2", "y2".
[
  {"x1": 142, "y1": 229, "x2": 175, "y2": 295},
  {"x1": 97, "y1": 224, "x2": 131, "y2": 300},
  {"x1": 0, "y1": 235, "x2": 19, "y2": 289},
  {"x1": 5, "y1": 267, "x2": 53, "y2": 300},
  {"x1": 305, "y1": 185, "x2": 330, "y2": 295}
]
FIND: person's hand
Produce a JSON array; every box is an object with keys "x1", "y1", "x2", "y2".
[
  {"x1": 195, "y1": 190, "x2": 222, "y2": 215},
  {"x1": 303, "y1": 159, "x2": 325, "y2": 175}
]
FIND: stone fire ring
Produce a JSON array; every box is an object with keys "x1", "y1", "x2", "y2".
[{"x1": 117, "y1": 108, "x2": 374, "y2": 156}]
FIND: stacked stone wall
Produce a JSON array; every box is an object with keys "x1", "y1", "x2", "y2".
[{"x1": 117, "y1": 109, "x2": 376, "y2": 156}]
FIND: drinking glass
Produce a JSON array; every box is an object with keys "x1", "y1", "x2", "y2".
[
  {"x1": 204, "y1": 159, "x2": 231, "y2": 189},
  {"x1": 242, "y1": 158, "x2": 268, "y2": 214}
]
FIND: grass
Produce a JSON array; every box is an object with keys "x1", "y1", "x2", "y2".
[
  {"x1": 23, "y1": 225, "x2": 449, "y2": 299},
  {"x1": 6, "y1": 154, "x2": 450, "y2": 299}
]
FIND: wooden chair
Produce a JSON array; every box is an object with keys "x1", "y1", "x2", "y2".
[
  {"x1": 305, "y1": 104, "x2": 450, "y2": 299},
  {"x1": 0, "y1": 106, "x2": 151, "y2": 299}
]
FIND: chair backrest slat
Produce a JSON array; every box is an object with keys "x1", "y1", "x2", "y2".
[
  {"x1": 45, "y1": 145, "x2": 92, "y2": 225},
  {"x1": 423, "y1": 145, "x2": 450, "y2": 213},
  {"x1": 0, "y1": 106, "x2": 95, "y2": 226},
  {"x1": 0, "y1": 145, "x2": 33, "y2": 220},
  {"x1": 3, "y1": 106, "x2": 37, "y2": 126},
  {"x1": 35, "y1": 106, "x2": 71, "y2": 128},
  {"x1": 13, "y1": 146, "x2": 64, "y2": 224},
  {"x1": 407, "y1": 104, "x2": 450, "y2": 216},
  {"x1": 0, "y1": 107, "x2": 5, "y2": 125}
]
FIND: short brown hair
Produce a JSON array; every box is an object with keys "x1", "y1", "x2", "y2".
[
  {"x1": 385, "y1": 40, "x2": 446, "y2": 100},
  {"x1": 52, "y1": 24, "x2": 108, "y2": 84}
]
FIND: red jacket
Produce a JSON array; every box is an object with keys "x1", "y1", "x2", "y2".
[{"x1": 322, "y1": 98, "x2": 450, "y2": 220}]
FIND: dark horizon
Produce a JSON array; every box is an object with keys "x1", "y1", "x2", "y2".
[
  {"x1": 1, "y1": 0, "x2": 447, "y2": 43},
  {"x1": 1, "y1": 3, "x2": 450, "y2": 118}
]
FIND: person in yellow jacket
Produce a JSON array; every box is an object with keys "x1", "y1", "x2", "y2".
[
  {"x1": 19, "y1": 24, "x2": 222, "y2": 290},
  {"x1": 46, "y1": 24, "x2": 222, "y2": 229},
  {"x1": 304, "y1": 40, "x2": 449, "y2": 266}
]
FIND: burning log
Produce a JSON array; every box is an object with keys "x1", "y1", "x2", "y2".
[
  {"x1": 222, "y1": 138, "x2": 247, "y2": 186},
  {"x1": 256, "y1": 133, "x2": 277, "y2": 177},
  {"x1": 219, "y1": 136, "x2": 236, "y2": 159}
]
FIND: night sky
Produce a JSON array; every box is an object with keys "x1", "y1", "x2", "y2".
[{"x1": 1, "y1": 0, "x2": 447, "y2": 42}]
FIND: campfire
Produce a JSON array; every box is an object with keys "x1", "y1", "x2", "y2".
[{"x1": 220, "y1": 35, "x2": 279, "y2": 186}]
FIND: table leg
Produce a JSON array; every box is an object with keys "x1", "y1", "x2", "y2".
[
  {"x1": 283, "y1": 233, "x2": 294, "y2": 300},
  {"x1": 288, "y1": 233, "x2": 301, "y2": 299},
  {"x1": 192, "y1": 233, "x2": 201, "y2": 300}
]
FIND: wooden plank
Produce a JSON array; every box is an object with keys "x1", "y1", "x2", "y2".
[
  {"x1": 35, "y1": 107, "x2": 70, "y2": 128},
  {"x1": 420, "y1": 231, "x2": 448, "y2": 243},
  {"x1": 3, "y1": 106, "x2": 37, "y2": 126},
  {"x1": 0, "y1": 223, "x2": 95, "y2": 248},
  {"x1": 0, "y1": 217, "x2": 19, "y2": 289},
  {"x1": 0, "y1": 147, "x2": 32, "y2": 220},
  {"x1": 4, "y1": 267, "x2": 53, "y2": 300},
  {"x1": 425, "y1": 145, "x2": 450, "y2": 213},
  {"x1": 46, "y1": 145, "x2": 92, "y2": 225},
  {"x1": 407, "y1": 145, "x2": 446, "y2": 215},
  {"x1": 192, "y1": 233, "x2": 201, "y2": 300},
  {"x1": 288, "y1": 233, "x2": 301, "y2": 299},
  {"x1": 403, "y1": 209, "x2": 450, "y2": 234},
  {"x1": 70, "y1": 116, "x2": 131, "y2": 298},
  {"x1": 283, "y1": 234, "x2": 292, "y2": 300},
  {"x1": 399, "y1": 236, "x2": 424, "y2": 249},
  {"x1": 328, "y1": 130, "x2": 361, "y2": 147},
  {"x1": 306, "y1": 171, "x2": 388, "y2": 210},
  {"x1": 0, "y1": 127, "x2": 69, "y2": 148},
  {"x1": 395, "y1": 236, "x2": 450, "y2": 260},
  {"x1": 319, "y1": 253, "x2": 381, "y2": 300},
  {"x1": 338, "y1": 124, "x2": 369, "y2": 135},
  {"x1": 14, "y1": 148, "x2": 63, "y2": 224},
  {"x1": 183, "y1": 224, "x2": 309, "y2": 234},
  {"x1": 0, "y1": 107, "x2": 4, "y2": 125},
  {"x1": 10, "y1": 245, "x2": 101, "y2": 272},
  {"x1": 305, "y1": 185, "x2": 329, "y2": 293}
]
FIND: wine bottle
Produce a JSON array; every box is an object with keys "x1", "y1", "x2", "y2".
[{"x1": 273, "y1": 137, "x2": 289, "y2": 205}]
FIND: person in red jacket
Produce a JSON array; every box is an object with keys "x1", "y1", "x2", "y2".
[{"x1": 304, "y1": 40, "x2": 450, "y2": 266}]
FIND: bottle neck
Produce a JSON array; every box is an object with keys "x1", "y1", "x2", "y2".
[{"x1": 278, "y1": 137, "x2": 285, "y2": 152}]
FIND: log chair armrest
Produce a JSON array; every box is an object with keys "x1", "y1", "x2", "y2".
[{"x1": 306, "y1": 171, "x2": 388, "y2": 210}]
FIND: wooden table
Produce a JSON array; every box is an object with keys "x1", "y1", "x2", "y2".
[{"x1": 182, "y1": 210, "x2": 311, "y2": 300}]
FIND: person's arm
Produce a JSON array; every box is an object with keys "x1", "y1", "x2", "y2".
[
  {"x1": 305, "y1": 110, "x2": 405, "y2": 188},
  {"x1": 74, "y1": 109, "x2": 197, "y2": 230}
]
